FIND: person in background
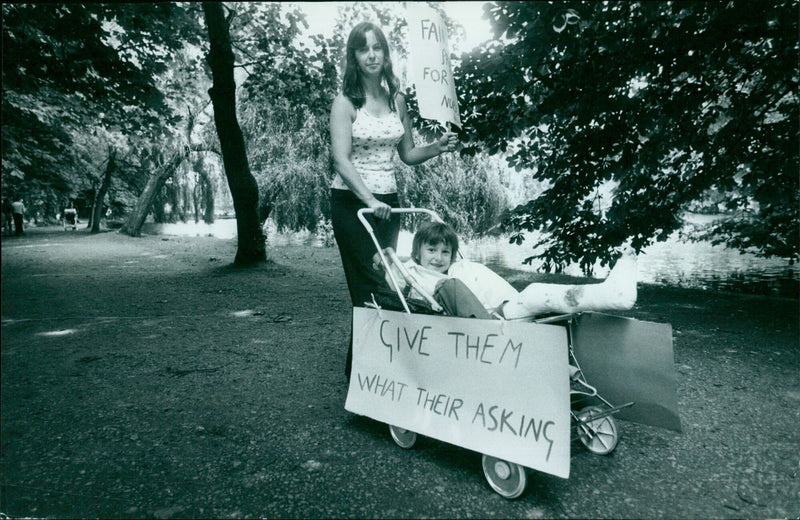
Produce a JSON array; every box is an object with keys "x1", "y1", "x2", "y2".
[
  {"x1": 329, "y1": 21, "x2": 458, "y2": 379},
  {"x1": 2, "y1": 198, "x2": 13, "y2": 236},
  {"x1": 11, "y1": 197, "x2": 26, "y2": 236}
]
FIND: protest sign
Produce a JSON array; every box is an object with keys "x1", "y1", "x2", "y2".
[
  {"x1": 345, "y1": 307, "x2": 571, "y2": 478},
  {"x1": 406, "y1": 4, "x2": 461, "y2": 128},
  {"x1": 571, "y1": 312, "x2": 682, "y2": 432}
]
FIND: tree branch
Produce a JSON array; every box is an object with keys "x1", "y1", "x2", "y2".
[
  {"x1": 189, "y1": 145, "x2": 222, "y2": 157},
  {"x1": 753, "y1": 83, "x2": 795, "y2": 121}
]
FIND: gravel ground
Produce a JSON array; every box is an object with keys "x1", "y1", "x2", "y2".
[{"x1": 1, "y1": 227, "x2": 798, "y2": 519}]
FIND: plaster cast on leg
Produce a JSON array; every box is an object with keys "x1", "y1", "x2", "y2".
[{"x1": 502, "y1": 251, "x2": 638, "y2": 319}]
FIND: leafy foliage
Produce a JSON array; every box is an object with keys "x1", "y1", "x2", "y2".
[
  {"x1": 236, "y1": 3, "x2": 338, "y2": 120},
  {"x1": 397, "y1": 151, "x2": 508, "y2": 238},
  {"x1": 230, "y1": 3, "x2": 338, "y2": 233},
  {"x1": 2, "y1": 3, "x2": 204, "y2": 218},
  {"x1": 242, "y1": 103, "x2": 333, "y2": 234},
  {"x1": 458, "y1": 1, "x2": 798, "y2": 273}
]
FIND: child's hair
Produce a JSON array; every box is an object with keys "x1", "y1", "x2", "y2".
[{"x1": 411, "y1": 221, "x2": 459, "y2": 264}]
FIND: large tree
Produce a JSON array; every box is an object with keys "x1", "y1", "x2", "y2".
[
  {"x1": 458, "y1": 1, "x2": 798, "y2": 273},
  {"x1": 202, "y1": 2, "x2": 264, "y2": 265}
]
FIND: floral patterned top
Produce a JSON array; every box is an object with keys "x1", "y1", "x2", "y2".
[{"x1": 331, "y1": 107, "x2": 405, "y2": 194}]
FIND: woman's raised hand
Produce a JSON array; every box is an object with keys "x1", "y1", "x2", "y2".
[{"x1": 437, "y1": 131, "x2": 459, "y2": 154}]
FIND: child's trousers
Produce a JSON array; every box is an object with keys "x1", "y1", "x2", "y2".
[{"x1": 433, "y1": 278, "x2": 492, "y2": 319}]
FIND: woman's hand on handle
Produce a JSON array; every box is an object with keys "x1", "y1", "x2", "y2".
[{"x1": 368, "y1": 198, "x2": 393, "y2": 220}]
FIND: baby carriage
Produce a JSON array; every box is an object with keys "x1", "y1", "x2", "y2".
[
  {"x1": 345, "y1": 208, "x2": 649, "y2": 499},
  {"x1": 63, "y1": 208, "x2": 78, "y2": 231}
]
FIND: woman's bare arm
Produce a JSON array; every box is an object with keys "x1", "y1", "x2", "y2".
[{"x1": 395, "y1": 94, "x2": 457, "y2": 166}]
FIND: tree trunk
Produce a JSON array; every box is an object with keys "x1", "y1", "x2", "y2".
[
  {"x1": 203, "y1": 2, "x2": 265, "y2": 265},
  {"x1": 201, "y1": 168, "x2": 216, "y2": 224},
  {"x1": 121, "y1": 152, "x2": 183, "y2": 237},
  {"x1": 193, "y1": 173, "x2": 201, "y2": 224},
  {"x1": 86, "y1": 185, "x2": 96, "y2": 230},
  {"x1": 193, "y1": 162, "x2": 216, "y2": 224},
  {"x1": 181, "y1": 181, "x2": 191, "y2": 222},
  {"x1": 90, "y1": 151, "x2": 115, "y2": 233}
]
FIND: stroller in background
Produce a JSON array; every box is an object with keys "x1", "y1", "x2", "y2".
[{"x1": 63, "y1": 208, "x2": 78, "y2": 231}]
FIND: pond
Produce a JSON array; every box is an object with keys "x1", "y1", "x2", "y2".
[{"x1": 142, "y1": 217, "x2": 799, "y2": 298}]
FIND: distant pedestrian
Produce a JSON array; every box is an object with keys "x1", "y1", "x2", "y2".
[
  {"x1": 2, "y1": 198, "x2": 12, "y2": 236},
  {"x1": 12, "y1": 198, "x2": 25, "y2": 236}
]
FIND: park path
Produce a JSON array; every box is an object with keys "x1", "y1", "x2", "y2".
[{"x1": 1, "y1": 228, "x2": 798, "y2": 518}]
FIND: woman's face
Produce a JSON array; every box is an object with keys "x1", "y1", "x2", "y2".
[
  {"x1": 355, "y1": 30, "x2": 384, "y2": 77},
  {"x1": 417, "y1": 241, "x2": 453, "y2": 274}
]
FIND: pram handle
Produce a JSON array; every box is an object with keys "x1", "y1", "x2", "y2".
[
  {"x1": 357, "y1": 208, "x2": 444, "y2": 314},
  {"x1": 356, "y1": 207, "x2": 444, "y2": 225}
]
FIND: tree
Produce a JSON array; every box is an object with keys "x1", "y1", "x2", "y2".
[
  {"x1": 232, "y1": 3, "x2": 338, "y2": 235},
  {"x1": 202, "y1": 2, "x2": 265, "y2": 265},
  {"x1": 120, "y1": 100, "x2": 221, "y2": 237},
  {"x1": 458, "y1": 1, "x2": 798, "y2": 273},
  {"x1": 120, "y1": 143, "x2": 186, "y2": 235},
  {"x1": 2, "y1": 3, "x2": 203, "y2": 226}
]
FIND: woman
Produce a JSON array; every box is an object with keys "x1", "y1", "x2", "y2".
[{"x1": 329, "y1": 21, "x2": 457, "y2": 378}]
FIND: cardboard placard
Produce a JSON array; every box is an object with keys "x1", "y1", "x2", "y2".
[
  {"x1": 406, "y1": 4, "x2": 461, "y2": 128},
  {"x1": 346, "y1": 308, "x2": 571, "y2": 478},
  {"x1": 571, "y1": 313, "x2": 682, "y2": 432}
]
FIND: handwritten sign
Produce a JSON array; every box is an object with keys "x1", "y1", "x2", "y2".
[
  {"x1": 345, "y1": 308, "x2": 571, "y2": 478},
  {"x1": 406, "y1": 4, "x2": 461, "y2": 128}
]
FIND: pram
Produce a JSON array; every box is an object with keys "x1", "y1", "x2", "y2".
[
  {"x1": 345, "y1": 208, "x2": 636, "y2": 499},
  {"x1": 63, "y1": 208, "x2": 78, "y2": 231}
]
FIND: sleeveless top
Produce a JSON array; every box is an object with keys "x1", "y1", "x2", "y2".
[{"x1": 331, "y1": 107, "x2": 405, "y2": 194}]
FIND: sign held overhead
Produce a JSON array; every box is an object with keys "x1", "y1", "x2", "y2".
[{"x1": 407, "y1": 4, "x2": 461, "y2": 129}]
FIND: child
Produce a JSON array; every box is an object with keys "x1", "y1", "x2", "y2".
[{"x1": 374, "y1": 221, "x2": 637, "y2": 320}]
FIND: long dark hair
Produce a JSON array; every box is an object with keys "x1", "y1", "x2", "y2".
[{"x1": 342, "y1": 22, "x2": 400, "y2": 111}]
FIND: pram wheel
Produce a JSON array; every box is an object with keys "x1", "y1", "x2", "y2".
[
  {"x1": 389, "y1": 425, "x2": 417, "y2": 449},
  {"x1": 481, "y1": 454, "x2": 527, "y2": 499},
  {"x1": 576, "y1": 405, "x2": 619, "y2": 455}
]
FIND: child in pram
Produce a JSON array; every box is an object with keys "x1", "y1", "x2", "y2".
[{"x1": 373, "y1": 221, "x2": 638, "y2": 320}]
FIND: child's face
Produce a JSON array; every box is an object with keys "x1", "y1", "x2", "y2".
[{"x1": 418, "y1": 241, "x2": 453, "y2": 273}]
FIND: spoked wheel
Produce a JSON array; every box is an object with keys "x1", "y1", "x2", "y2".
[
  {"x1": 575, "y1": 405, "x2": 619, "y2": 455},
  {"x1": 389, "y1": 425, "x2": 417, "y2": 449},
  {"x1": 481, "y1": 454, "x2": 527, "y2": 499}
]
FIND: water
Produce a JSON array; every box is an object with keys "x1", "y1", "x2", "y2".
[
  {"x1": 458, "y1": 233, "x2": 798, "y2": 298},
  {"x1": 142, "y1": 218, "x2": 799, "y2": 298}
]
